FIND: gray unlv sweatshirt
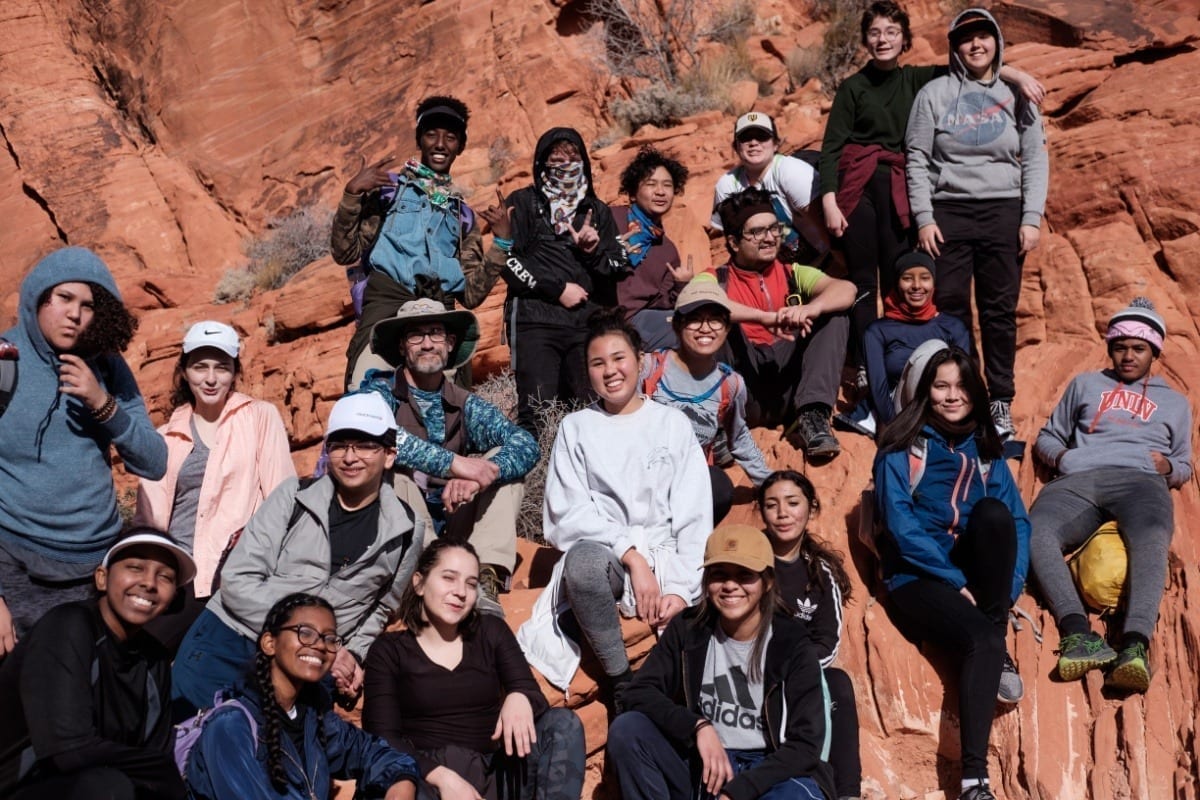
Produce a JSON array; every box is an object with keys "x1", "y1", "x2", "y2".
[
  {"x1": 1034, "y1": 369, "x2": 1193, "y2": 489},
  {"x1": 904, "y1": 7, "x2": 1049, "y2": 229}
]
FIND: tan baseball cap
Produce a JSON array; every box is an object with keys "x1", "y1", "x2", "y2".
[
  {"x1": 701, "y1": 525, "x2": 774, "y2": 572},
  {"x1": 675, "y1": 276, "x2": 734, "y2": 316}
]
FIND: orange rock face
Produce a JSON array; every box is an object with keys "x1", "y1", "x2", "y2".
[{"x1": 2, "y1": 0, "x2": 1199, "y2": 797}]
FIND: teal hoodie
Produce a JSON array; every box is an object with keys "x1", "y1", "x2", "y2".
[
  {"x1": 904, "y1": 7, "x2": 1049, "y2": 229},
  {"x1": 0, "y1": 248, "x2": 166, "y2": 583}
]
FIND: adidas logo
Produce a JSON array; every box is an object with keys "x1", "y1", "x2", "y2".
[{"x1": 794, "y1": 597, "x2": 817, "y2": 621}]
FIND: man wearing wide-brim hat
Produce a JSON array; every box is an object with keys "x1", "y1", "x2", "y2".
[{"x1": 371, "y1": 298, "x2": 539, "y2": 616}]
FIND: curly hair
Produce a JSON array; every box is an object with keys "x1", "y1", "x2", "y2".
[
  {"x1": 756, "y1": 470, "x2": 853, "y2": 604},
  {"x1": 169, "y1": 351, "x2": 242, "y2": 409},
  {"x1": 715, "y1": 186, "x2": 776, "y2": 247},
  {"x1": 415, "y1": 95, "x2": 470, "y2": 148},
  {"x1": 396, "y1": 538, "x2": 482, "y2": 636},
  {"x1": 584, "y1": 306, "x2": 642, "y2": 358},
  {"x1": 861, "y1": 1, "x2": 913, "y2": 52},
  {"x1": 49, "y1": 282, "x2": 137, "y2": 356},
  {"x1": 618, "y1": 146, "x2": 689, "y2": 199},
  {"x1": 256, "y1": 593, "x2": 332, "y2": 792}
]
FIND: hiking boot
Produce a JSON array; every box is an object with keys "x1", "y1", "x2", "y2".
[
  {"x1": 959, "y1": 785, "x2": 997, "y2": 800},
  {"x1": 785, "y1": 409, "x2": 841, "y2": 460},
  {"x1": 476, "y1": 564, "x2": 506, "y2": 618},
  {"x1": 1104, "y1": 642, "x2": 1150, "y2": 693},
  {"x1": 997, "y1": 652, "x2": 1023, "y2": 703},
  {"x1": 990, "y1": 399, "x2": 1015, "y2": 441},
  {"x1": 1056, "y1": 631, "x2": 1117, "y2": 680}
]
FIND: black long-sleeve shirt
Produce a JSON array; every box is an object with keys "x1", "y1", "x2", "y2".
[
  {"x1": 362, "y1": 615, "x2": 549, "y2": 776},
  {"x1": 0, "y1": 600, "x2": 185, "y2": 798}
]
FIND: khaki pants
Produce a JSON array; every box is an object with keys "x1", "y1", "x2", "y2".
[{"x1": 394, "y1": 471, "x2": 522, "y2": 574}]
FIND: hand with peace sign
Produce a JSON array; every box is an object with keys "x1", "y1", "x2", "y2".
[
  {"x1": 345, "y1": 154, "x2": 397, "y2": 195},
  {"x1": 480, "y1": 187, "x2": 514, "y2": 241},
  {"x1": 569, "y1": 208, "x2": 600, "y2": 253}
]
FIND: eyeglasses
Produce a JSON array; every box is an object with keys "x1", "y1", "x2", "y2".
[
  {"x1": 683, "y1": 315, "x2": 728, "y2": 332},
  {"x1": 866, "y1": 27, "x2": 904, "y2": 41},
  {"x1": 405, "y1": 329, "x2": 448, "y2": 345},
  {"x1": 741, "y1": 223, "x2": 784, "y2": 242},
  {"x1": 327, "y1": 441, "x2": 386, "y2": 458},
  {"x1": 277, "y1": 624, "x2": 343, "y2": 651}
]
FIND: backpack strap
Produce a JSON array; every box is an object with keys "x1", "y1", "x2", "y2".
[
  {"x1": 907, "y1": 435, "x2": 929, "y2": 496},
  {"x1": 641, "y1": 351, "x2": 672, "y2": 398}
]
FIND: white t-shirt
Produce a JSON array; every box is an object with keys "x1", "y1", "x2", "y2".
[
  {"x1": 699, "y1": 625, "x2": 771, "y2": 750},
  {"x1": 711, "y1": 155, "x2": 818, "y2": 229}
]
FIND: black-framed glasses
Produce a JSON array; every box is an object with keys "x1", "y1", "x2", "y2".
[
  {"x1": 741, "y1": 222, "x2": 784, "y2": 242},
  {"x1": 327, "y1": 441, "x2": 386, "y2": 458},
  {"x1": 278, "y1": 624, "x2": 343, "y2": 651},
  {"x1": 405, "y1": 329, "x2": 448, "y2": 345},
  {"x1": 683, "y1": 315, "x2": 728, "y2": 332}
]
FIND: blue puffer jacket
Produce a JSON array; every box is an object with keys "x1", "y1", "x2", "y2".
[
  {"x1": 873, "y1": 425, "x2": 1030, "y2": 602},
  {"x1": 186, "y1": 682, "x2": 418, "y2": 800}
]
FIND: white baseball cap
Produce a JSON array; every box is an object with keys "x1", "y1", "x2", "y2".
[
  {"x1": 734, "y1": 111, "x2": 776, "y2": 139},
  {"x1": 326, "y1": 392, "x2": 397, "y2": 439},
  {"x1": 102, "y1": 529, "x2": 197, "y2": 587},
  {"x1": 182, "y1": 321, "x2": 240, "y2": 358}
]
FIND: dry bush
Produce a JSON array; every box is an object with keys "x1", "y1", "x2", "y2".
[
  {"x1": 472, "y1": 369, "x2": 518, "y2": 420},
  {"x1": 517, "y1": 395, "x2": 585, "y2": 543},
  {"x1": 213, "y1": 267, "x2": 257, "y2": 305},
  {"x1": 610, "y1": 83, "x2": 717, "y2": 131},
  {"x1": 787, "y1": 45, "x2": 824, "y2": 88},
  {"x1": 215, "y1": 204, "x2": 330, "y2": 303}
]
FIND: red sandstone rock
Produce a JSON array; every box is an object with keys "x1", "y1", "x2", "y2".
[{"x1": 2, "y1": 1, "x2": 1199, "y2": 797}]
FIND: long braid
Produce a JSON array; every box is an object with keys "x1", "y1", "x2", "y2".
[
  {"x1": 255, "y1": 647, "x2": 288, "y2": 791},
  {"x1": 256, "y1": 592, "x2": 337, "y2": 792}
]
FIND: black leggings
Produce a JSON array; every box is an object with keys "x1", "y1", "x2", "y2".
[
  {"x1": 886, "y1": 497, "x2": 1018, "y2": 780},
  {"x1": 841, "y1": 168, "x2": 912, "y2": 366},
  {"x1": 826, "y1": 666, "x2": 862, "y2": 799}
]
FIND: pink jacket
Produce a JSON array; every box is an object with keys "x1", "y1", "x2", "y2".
[{"x1": 135, "y1": 392, "x2": 296, "y2": 597}]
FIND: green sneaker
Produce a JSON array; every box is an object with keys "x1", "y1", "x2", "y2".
[
  {"x1": 1105, "y1": 642, "x2": 1150, "y2": 693},
  {"x1": 1056, "y1": 631, "x2": 1117, "y2": 680}
]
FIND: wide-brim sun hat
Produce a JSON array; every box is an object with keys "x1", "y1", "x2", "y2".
[{"x1": 370, "y1": 298, "x2": 479, "y2": 371}]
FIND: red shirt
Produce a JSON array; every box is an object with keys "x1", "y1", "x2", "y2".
[{"x1": 716, "y1": 259, "x2": 790, "y2": 346}]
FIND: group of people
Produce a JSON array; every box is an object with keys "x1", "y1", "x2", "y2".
[{"x1": 0, "y1": 3, "x2": 1190, "y2": 800}]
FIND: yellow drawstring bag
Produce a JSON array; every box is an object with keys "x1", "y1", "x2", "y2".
[{"x1": 1067, "y1": 521, "x2": 1128, "y2": 612}]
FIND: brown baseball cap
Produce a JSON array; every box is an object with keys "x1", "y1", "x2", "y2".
[{"x1": 701, "y1": 525, "x2": 774, "y2": 572}]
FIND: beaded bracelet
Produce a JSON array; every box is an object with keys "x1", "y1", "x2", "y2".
[
  {"x1": 493, "y1": 236, "x2": 514, "y2": 253},
  {"x1": 92, "y1": 393, "x2": 118, "y2": 424}
]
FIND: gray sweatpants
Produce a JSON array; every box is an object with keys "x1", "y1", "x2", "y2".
[{"x1": 1028, "y1": 468, "x2": 1174, "y2": 640}]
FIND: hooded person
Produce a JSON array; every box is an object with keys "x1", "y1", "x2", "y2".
[
  {"x1": 369, "y1": 298, "x2": 539, "y2": 618},
  {"x1": 491, "y1": 126, "x2": 630, "y2": 434},
  {"x1": 1029, "y1": 297, "x2": 1192, "y2": 694},
  {"x1": 0, "y1": 247, "x2": 167, "y2": 647},
  {"x1": 905, "y1": 7, "x2": 1049, "y2": 442}
]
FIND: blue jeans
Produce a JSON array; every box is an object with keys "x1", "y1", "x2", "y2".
[
  {"x1": 608, "y1": 711, "x2": 827, "y2": 800},
  {"x1": 171, "y1": 608, "x2": 256, "y2": 721}
]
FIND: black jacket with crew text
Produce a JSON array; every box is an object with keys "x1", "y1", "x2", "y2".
[{"x1": 501, "y1": 127, "x2": 629, "y2": 329}]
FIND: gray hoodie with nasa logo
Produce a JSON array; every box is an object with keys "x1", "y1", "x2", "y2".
[{"x1": 904, "y1": 7, "x2": 1049, "y2": 229}]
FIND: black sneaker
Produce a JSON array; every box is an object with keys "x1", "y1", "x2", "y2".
[
  {"x1": 476, "y1": 564, "x2": 506, "y2": 618},
  {"x1": 785, "y1": 409, "x2": 841, "y2": 460},
  {"x1": 960, "y1": 785, "x2": 997, "y2": 800}
]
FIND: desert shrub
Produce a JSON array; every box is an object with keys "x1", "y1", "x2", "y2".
[
  {"x1": 518, "y1": 395, "x2": 584, "y2": 543},
  {"x1": 214, "y1": 204, "x2": 330, "y2": 303},
  {"x1": 213, "y1": 266, "x2": 257, "y2": 305},
  {"x1": 610, "y1": 83, "x2": 716, "y2": 130}
]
